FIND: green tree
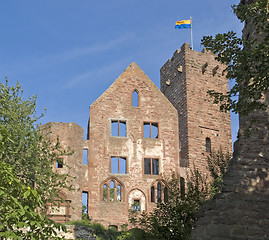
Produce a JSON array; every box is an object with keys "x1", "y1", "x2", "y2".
[
  {"x1": 137, "y1": 170, "x2": 209, "y2": 240},
  {"x1": 0, "y1": 78, "x2": 72, "y2": 204},
  {"x1": 202, "y1": 0, "x2": 268, "y2": 117}
]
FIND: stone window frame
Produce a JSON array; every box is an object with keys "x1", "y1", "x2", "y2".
[
  {"x1": 143, "y1": 122, "x2": 159, "y2": 139},
  {"x1": 150, "y1": 180, "x2": 168, "y2": 203},
  {"x1": 143, "y1": 157, "x2": 160, "y2": 176},
  {"x1": 205, "y1": 137, "x2": 211, "y2": 153},
  {"x1": 101, "y1": 177, "x2": 124, "y2": 202},
  {"x1": 111, "y1": 119, "x2": 127, "y2": 137},
  {"x1": 110, "y1": 156, "x2": 128, "y2": 174},
  {"x1": 132, "y1": 89, "x2": 139, "y2": 107}
]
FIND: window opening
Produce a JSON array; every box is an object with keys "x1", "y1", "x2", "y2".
[
  {"x1": 157, "y1": 182, "x2": 162, "y2": 203},
  {"x1": 143, "y1": 122, "x2": 158, "y2": 138},
  {"x1": 180, "y1": 177, "x2": 185, "y2": 198},
  {"x1": 56, "y1": 158, "x2": 63, "y2": 168},
  {"x1": 82, "y1": 192, "x2": 88, "y2": 218},
  {"x1": 164, "y1": 187, "x2": 168, "y2": 203},
  {"x1": 133, "y1": 200, "x2": 140, "y2": 212},
  {"x1": 117, "y1": 185, "x2": 121, "y2": 201},
  {"x1": 111, "y1": 120, "x2": 126, "y2": 137},
  {"x1": 144, "y1": 158, "x2": 159, "y2": 175},
  {"x1": 151, "y1": 186, "x2": 155, "y2": 202},
  {"x1": 110, "y1": 181, "x2": 115, "y2": 201},
  {"x1": 206, "y1": 137, "x2": 211, "y2": 153},
  {"x1": 83, "y1": 149, "x2": 88, "y2": 165},
  {"x1": 111, "y1": 157, "x2": 126, "y2": 174},
  {"x1": 132, "y1": 90, "x2": 138, "y2": 107},
  {"x1": 103, "y1": 184, "x2": 108, "y2": 201}
]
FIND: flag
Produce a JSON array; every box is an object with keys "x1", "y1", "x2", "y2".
[{"x1": 175, "y1": 19, "x2": 191, "y2": 29}]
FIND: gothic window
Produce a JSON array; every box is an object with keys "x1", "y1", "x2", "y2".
[
  {"x1": 150, "y1": 181, "x2": 167, "y2": 203},
  {"x1": 206, "y1": 137, "x2": 211, "y2": 153},
  {"x1": 111, "y1": 120, "x2": 126, "y2": 137},
  {"x1": 111, "y1": 156, "x2": 127, "y2": 174},
  {"x1": 143, "y1": 122, "x2": 158, "y2": 138},
  {"x1": 144, "y1": 158, "x2": 159, "y2": 175},
  {"x1": 102, "y1": 178, "x2": 123, "y2": 202},
  {"x1": 151, "y1": 186, "x2": 155, "y2": 202},
  {"x1": 132, "y1": 90, "x2": 138, "y2": 107}
]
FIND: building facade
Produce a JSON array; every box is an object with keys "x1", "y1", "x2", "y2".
[{"x1": 45, "y1": 43, "x2": 232, "y2": 228}]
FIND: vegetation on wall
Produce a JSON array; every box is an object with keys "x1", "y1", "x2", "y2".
[{"x1": 202, "y1": 0, "x2": 268, "y2": 118}]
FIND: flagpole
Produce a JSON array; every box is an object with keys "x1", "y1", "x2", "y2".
[{"x1": 190, "y1": 16, "x2": 193, "y2": 50}]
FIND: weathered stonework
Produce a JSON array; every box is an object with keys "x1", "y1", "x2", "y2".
[
  {"x1": 44, "y1": 44, "x2": 232, "y2": 228},
  {"x1": 190, "y1": 1, "x2": 269, "y2": 239}
]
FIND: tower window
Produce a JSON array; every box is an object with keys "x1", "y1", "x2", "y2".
[
  {"x1": 132, "y1": 90, "x2": 138, "y2": 107},
  {"x1": 143, "y1": 122, "x2": 158, "y2": 138},
  {"x1": 206, "y1": 137, "x2": 211, "y2": 153},
  {"x1": 144, "y1": 158, "x2": 159, "y2": 175},
  {"x1": 111, "y1": 120, "x2": 126, "y2": 137}
]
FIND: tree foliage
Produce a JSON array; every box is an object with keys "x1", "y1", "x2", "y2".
[
  {"x1": 0, "y1": 79, "x2": 73, "y2": 238},
  {"x1": 0, "y1": 78, "x2": 72, "y2": 204},
  {"x1": 202, "y1": 0, "x2": 269, "y2": 116},
  {"x1": 136, "y1": 170, "x2": 209, "y2": 240}
]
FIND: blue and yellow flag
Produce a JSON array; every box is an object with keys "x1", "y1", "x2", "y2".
[{"x1": 175, "y1": 19, "x2": 191, "y2": 29}]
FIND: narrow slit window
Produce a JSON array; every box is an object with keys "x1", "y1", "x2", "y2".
[
  {"x1": 157, "y1": 182, "x2": 162, "y2": 203},
  {"x1": 110, "y1": 181, "x2": 115, "y2": 201},
  {"x1": 56, "y1": 158, "x2": 63, "y2": 168},
  {"x1": 82, "y1": 192, "x2": 88, "y2": 218},
  {"x1": 103, "y1": 184, "x2": 108, "y2": 201},
  {"x1": 151, "y1": 186, "x2": 155, "y2": 203},
  {"x1": 164, "y1": 187, "x2": 168, "y2": 203},
  {"x1": 144, "y1": 158, "x2": 159, "y2": 175},
  {"x1": 206, "y1": 137, "x2": 211, "y2": 153},
  {"x1": 111, "y1": 157, "x2": 126, "y2": 174},
  {"x1": 111, "y1": 120, "x2": 126, "y2": 137},
  {"x1": 83, "y1": 149, "x2": 88, "y2": 165},
  {"x1": 180, "y1": 177, "x2": 185, "y2": 197},
  {"x1": 132, "y1": 90, "x2": 138, "y2": 107},
  {"x1": 143, "y1": 122, "x2": 158, "y2": 138},
  {"x1": 117, "y1": 185, "x2": 121, "y2": 201}
]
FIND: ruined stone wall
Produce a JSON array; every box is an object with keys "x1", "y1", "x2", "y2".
[
  {"x1": 161, "y1": 43, "x2": 232, "y2": 176},
  {"x1": 41, "y1": 122, "x2": 87, "y2": 223},
  {"x1": 86, "y1": 63, "x2": 179, "y2": 228},
  {"x1": 191, "y1": 0, "x2": 269, "y2": 239}
]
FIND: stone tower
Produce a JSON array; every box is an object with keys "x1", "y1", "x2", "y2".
[{"x1": 160, "y1": 43, "x2": 232, "y2": 175}]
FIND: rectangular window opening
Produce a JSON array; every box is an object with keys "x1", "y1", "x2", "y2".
[
  {"x1": 111, "y1": 120, "x2": 126, "y2": 137},
  {"x1": 143, "y1": 122, "x2": 158, "y2": 138},
  {"x1": 56, "y1": 158, "x2": 63, "y2": 168},
  {"x1": 111, "y1": 156, "x2": 126, "y2": 174},
  {"x1": 144, "y1": 158, "x2": 159, "y2": 175},
  {"x1": 83, "y1": 149, "x2": 88, "y2": 165},
  {"x1": 133, "y1": 200, "x2": 140, "y2": 212},
  {"x1": 82, "y1": 191, "x2": 88, "y2": 219}
]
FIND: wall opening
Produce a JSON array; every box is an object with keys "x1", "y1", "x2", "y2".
[
  {"x1": 83, "y1": 149, "x2": 88, "y2": 165},
  {"x1": 133, "y1": 199, "x2": 140, "y2": 212},
  {"x1": 111, "y1": 120, "x2": 126, "y2": 137},
  {"x1": 151, "y1": 186, "x2": 155, "y2": 203},
  {"x1": 111, "y1": 156, "x2": 127, "y2": 174},
  {"x1": 180, "y1": 177, "x2": 185, "y2": 197},
  {"x1": 132, "y1": 90, "x2": 138, "y2": 107},
  {"x1": 143, "y1": 122, "x2": 158, "y2": 138},
  {"x1": 206, "y1": 137, "x2": 211, "y2": 153},
  {"x1": 56, "y1": 158, "x2": 63, "y2": 168},
  {"x1": 82, "y1": 191, "x2": 88, "y2": 219},
  {"x1": 144, "y1": 158, "x2": 159, "y2": 175}
]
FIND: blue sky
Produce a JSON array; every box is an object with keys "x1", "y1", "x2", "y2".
[{"x1": 0, "y1": 0, "x2": 242, "y2": 144}]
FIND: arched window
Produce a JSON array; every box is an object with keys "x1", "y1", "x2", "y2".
[
  {"x1": 151, "y1": 186, "x2": 155, "y2": 202},
  {"x1": 101, "y1": 178, "x2": 123, "y2": 202},
  {"x1": 206, "y1": 137, "x2": 211, "y2": 153},
  {"x1": 164, "y1": 187, "x2": 168, "y2": 203},
  {"x1": 110, "y1": 181, "x2": 115, "y2": 201},
  {"x1": 117, "y1": 185, "x2": 121, "y2": 201},
  {"x1": 103, "y1": 184, "x2": 108, "y2": 201},
  {"x1": 157, "y1": 182, "x2": 162, "y2": 203},
  {"x1": 132, "y1": 90, "x2": 138, "y2": 107}
]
